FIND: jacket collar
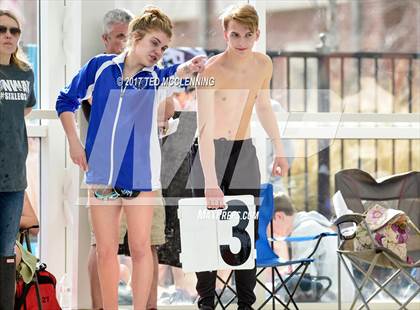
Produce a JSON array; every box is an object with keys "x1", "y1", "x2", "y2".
[{"x1": 112, "y1": 51, "x2": 155, "y2": 73}]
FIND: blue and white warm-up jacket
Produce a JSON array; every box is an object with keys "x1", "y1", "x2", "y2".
[{"x1": 56, "y1": 52, "x2": 180, "y2": 191}]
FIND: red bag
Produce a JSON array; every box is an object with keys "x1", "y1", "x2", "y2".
[{"x1": 15, "y1": 264, "x2": 61, "y2": 310}]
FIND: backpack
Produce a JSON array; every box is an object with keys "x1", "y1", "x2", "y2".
[
  {"x1": 15, "y1": 263, "x2": 61, "y2": 310},
  {"x1": 354, "y1": 204, "x2": 412, "y2": 264}
]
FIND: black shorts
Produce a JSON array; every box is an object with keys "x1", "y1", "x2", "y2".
[
  {"x1": 114, "y1": 187, "x2": 141, "y2": 198},
  {"x1": 189, "y1": 138, "x2": 261, "y2": 199},
  {"x1": 93, "y1": 187, "x2": 140, "y2": 200}
]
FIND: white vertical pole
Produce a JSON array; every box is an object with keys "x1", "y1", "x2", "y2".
[
  {"x1": 74, "y1": 1, "x2": 115, "y2": 307},
  {"x1": 249, "y1": 0, "x2": 267, "y2": 307},
  {"x1": 39, "y1": 0, "x2": 67, "y2": 285},
  {"x1": 250, "y1": 0, "x2": 268, "y2": 183},
  {"x1": 250, "y1": 0, "x2": 266, "y2": 53}
]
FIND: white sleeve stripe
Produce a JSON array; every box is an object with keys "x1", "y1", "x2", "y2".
[
  {"x1": 81, "y1": 84, "x2": 94, "y2": 101},
  {"x1": 81, "y1": 60, "x2": 114, "y2": 101},
  {"x1": 150, "y1": 85, "x2": 161, "y2": 189}
]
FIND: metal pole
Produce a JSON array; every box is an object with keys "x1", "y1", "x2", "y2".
[{"x1": 316, "y1": 33, "x2": 332, "y2": 218}]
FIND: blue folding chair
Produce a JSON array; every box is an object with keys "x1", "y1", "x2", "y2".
[{"x1": 215, "y1": 183, "x2": 337, "y2": 310}]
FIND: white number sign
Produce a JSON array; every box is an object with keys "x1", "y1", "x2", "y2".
[{"x1": 178, "y1": 195, "x2": 256, "y2": 273}]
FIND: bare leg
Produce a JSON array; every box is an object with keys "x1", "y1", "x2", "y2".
[
  {"x1": 146, "y1": 246, "x2": 159, "y2": 309},
  {"x1": 158, "y1": 264, "x2": 171, "y2": 287},
  {"x1": 15, "y1": 245, "x2": 22, "y2": 266},
  {"x1": 172, "y1": 267, "x2": 197, "y2": 297},
  {"x1": 119, "y1": 260, "x2": 131, "y2": 285},
  {"x1": 120, "y1": 255, "x2": 133, "y2": 286},
  {"x1": 123, "y1": 191, "x2": 157, "y2": 310},
  {"x1": 89, "y1": 195, "x2": 122, "y2": 310},
  {"x1": 88, "y1": 245, "x2": 103, "y2": 309}
]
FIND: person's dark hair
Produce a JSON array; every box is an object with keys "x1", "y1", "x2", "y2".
[{"x1": 274, "y1": 193, "x2": 296, "y2": 216}]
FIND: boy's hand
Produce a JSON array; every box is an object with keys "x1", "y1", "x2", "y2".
[
  {"x1": 205, "y1": 187, "x2": 225, "y2": 210},
  {"x1": 272, "y1": 156, "x2": 289, "y2": 177}
]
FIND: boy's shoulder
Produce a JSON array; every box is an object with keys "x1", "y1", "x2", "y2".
[
  {"x1": 253, "y1": 52, "x2": 272, "y2": 68},
  {"x1": 205, "y1": 54, "x2": 223, "y2": 69},
  {"x1": 199, "y1": 54, "x2": 223, "y2": 79}
]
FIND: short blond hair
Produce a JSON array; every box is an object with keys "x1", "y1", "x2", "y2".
[
  {"x1": 220, "y1": 4, "x2": 258, "y2": 32},
  {"x1": 128, "y1": 6, "x2": 172, "y2": 46}
]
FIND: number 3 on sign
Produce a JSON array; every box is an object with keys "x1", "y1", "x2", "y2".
[{"x1": 178, "y1": 195, "x2": 256, "y2": 273}]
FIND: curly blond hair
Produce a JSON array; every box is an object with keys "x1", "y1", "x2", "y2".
[{"x1": 128, "y1": 6, "x2": 173, "y2": 47}]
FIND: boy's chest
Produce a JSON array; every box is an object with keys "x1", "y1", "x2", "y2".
[{"x1": 215, "y1": 67, "x2": 264, "y2": 90}]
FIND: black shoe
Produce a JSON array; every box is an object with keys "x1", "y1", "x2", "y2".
[
  {"x1": 199, "y1": 305, "x2": 214, "y2": 310},
  {"x1": 0, "y1": 255, "x2": 16, "y2": 310},
  {"x1": 238, "y1": 306, "x2": 254, "y2": 310}
]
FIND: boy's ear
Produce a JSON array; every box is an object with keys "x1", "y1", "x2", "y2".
[
  {"x1": 255, "y1": 29, "x2": 260, "y2": 41},
  {"x1": 223, "y1": 30, "x2": 228, "y2": 42}
]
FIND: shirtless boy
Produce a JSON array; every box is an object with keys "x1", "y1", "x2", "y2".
[{"x1": 190, "y1": 4, "x2": 289, "y2": 310}]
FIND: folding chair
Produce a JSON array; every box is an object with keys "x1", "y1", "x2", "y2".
[
  {"x1": 215, "y1": 183, "x2": 337, "y2": 310},
  {"x1": 16, "y1": 225, "x2": 43, "y2": 310},
  {"x1": 334, "y1": 169, "x2": 420, "y2": 310}
]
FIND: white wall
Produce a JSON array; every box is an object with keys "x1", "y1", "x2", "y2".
[{"x1": 115, "y1": 0, "x2": 200, "y2": 22}]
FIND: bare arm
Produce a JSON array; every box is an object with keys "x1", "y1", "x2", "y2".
[
  {"x1": 60, "y1": 111, "x2": 79, "y2": 143},
  {"x1": 196, "y1": 81, "x2": 217, "y2": 188},
  {"x1": 60, "y1": 111, "x2": 88, "y2": 171},
  {"x1": 255, "y1": 59, "x2": 281, "y2": 152},
  {"x1": 255, "y1": 58, "x2": 289, "y2": 176},
  {"x1": 20, "y1": 192, "x2": 39, "y2": 236},
  {"x1": 196, "y1": 71, "x2": 225, "y2": 209},
  {"x1": 157, "y1": 95, "x2": 175, "y2": 130},
  {"x1": 176, "y1": 55, "x2": 207, "y2": 78},
  {"x1": 24, "y1": 107, "x2": 32, "y2": 117}
]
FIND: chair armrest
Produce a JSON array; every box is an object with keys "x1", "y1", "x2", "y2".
[
  {"x1": 334, "y1": 213, "x2": 364, "y2": 240},
  {"x1": 334, "y1": 213, "x2": 364, "y2": 226},
  {"x1": 271, "y1": 232, "x2": 337, "y2": 243},
  {"x1": 270, "y1": 232, "x2": 338, "y2": 260}
]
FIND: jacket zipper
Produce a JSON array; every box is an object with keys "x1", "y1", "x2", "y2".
[
  {"x1": 107, "y1": 63, "x2": 151, "y2": 186},
  {"x1": 107, "y1": 84, "x2": 126, "y2": 185}
]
